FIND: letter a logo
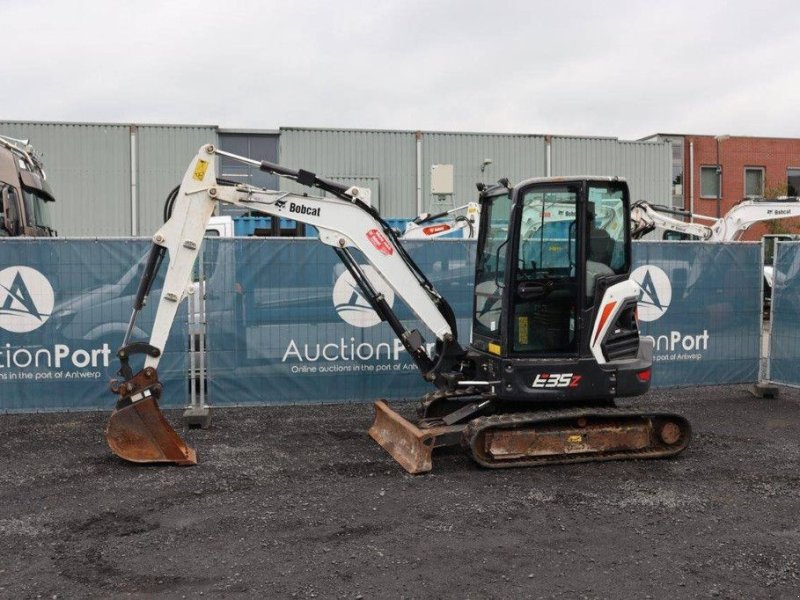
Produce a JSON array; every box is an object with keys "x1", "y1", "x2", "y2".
[
  {"x1": 630, "y1": 265, "x2": 672, "y2": 322},
  {"x1": 332, "y1": 265, "x2": 395, "y2": 328},
  {"x1": 0, "y1": 267, "x2": 55, "y2": 333}
]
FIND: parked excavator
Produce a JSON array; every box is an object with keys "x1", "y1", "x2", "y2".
[
  {"x1": 630, "y1": 198, "x2": 800, "y2": 241},
  {"x1": 401, "y1": 202, "x2": 480, "y2": 239},
  {"x1": 106, "y1": 144, "x2": 691, "y2": 472},
  {"x1": 631, "y1": 198, "x2": 800, "y2": 314}
]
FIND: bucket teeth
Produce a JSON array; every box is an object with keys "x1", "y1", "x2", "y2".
[{"x1": 106, "y1": 368, "x2": 196, "y2": 466}]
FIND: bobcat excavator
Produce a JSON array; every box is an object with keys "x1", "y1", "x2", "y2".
[
  {"x1": 401, "y1": 202, "x2": 480, "y2": 239},
  {"x1": 106, "y1": 144, "x2": 691, "y2": 473},
  {"x1": 630, "y1": 198, "x2": 800, "y2": 241}
]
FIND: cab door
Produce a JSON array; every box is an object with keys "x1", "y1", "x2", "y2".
[{"x1": 510, "y1": 183, "x2": 582, "y2": 356}]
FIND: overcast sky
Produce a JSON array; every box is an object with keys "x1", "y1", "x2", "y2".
[{"x1": 2, "y1": 0, "x2": 798, "y2": 139}]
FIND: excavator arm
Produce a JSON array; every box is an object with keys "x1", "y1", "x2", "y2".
[
  {"x1": 631, "y1": 198, "x2": 800, "y2": 242},
  {"x1": 630, "y1": 201, "x2": 714, "y2": 240},
  {"x1": 712, "y1": 199, "x2": 800, "y2": 240},
  {"x1": 401, "y1": 202, "x2": 480, "y2": 239},
  {"x1": 107, "y1": 144, "x2": 465, "y2": 465}
]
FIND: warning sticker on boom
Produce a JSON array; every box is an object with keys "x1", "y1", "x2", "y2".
[
  {"x1": 193, "y1": 159, "x2": 209, "y2": 181},
  {"x1": 366, "y1": 229, "x2": 394, "y2": 256}
]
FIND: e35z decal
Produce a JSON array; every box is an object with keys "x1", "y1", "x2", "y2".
[{"x1": 532, "y1": 373, "x2": 582, "y2": 389}]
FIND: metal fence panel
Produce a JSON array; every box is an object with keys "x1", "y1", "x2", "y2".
[
  {"x1": 631, "y1": 242, "x2": 761, "y2": 387},
  {"x1": 0, "y1": 239, "x2": 186, "y2": 411},
  {"x1": 0, "y1": 238, "x2": 767, "y2": 412},
  {"x1": 768, "y1": 242, "x2": 800, "y2": 386},
  {"x1": 204, "y1": 238, "x2": 474, "y2": 405}
]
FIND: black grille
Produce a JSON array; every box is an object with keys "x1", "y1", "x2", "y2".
[
  {"x1": 600, "y1": 302, "x2": 640, "y2": 361},
  {"x1": 603, "y1": 330, "x2": 640, "y2": 360}
]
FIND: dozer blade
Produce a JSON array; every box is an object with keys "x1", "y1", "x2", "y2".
[
  {"x1": 369, "y1": 400, "x2": 463, "y2": 474},
  {"x1": 106, "y1": 367, "x2": 197, "y2": 466}
]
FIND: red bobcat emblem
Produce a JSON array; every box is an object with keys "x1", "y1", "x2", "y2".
[
  {"x1": 367, "y1": 229, "x2": 394, "y2": 255},
  {"x1": 423, "y1": 224, "x2": 451, "y2": 235}
]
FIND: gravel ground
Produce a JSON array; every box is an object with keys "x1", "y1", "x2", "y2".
[{"x1": 1, "y1": 385, "x2": 799, "y2": 599}]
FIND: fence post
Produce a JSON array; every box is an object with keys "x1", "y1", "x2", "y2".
[{"x1": 183, "y1": 243, "x2": 212, "y2": 427}]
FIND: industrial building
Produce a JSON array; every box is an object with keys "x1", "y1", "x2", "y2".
[
  {"x1": 0, "y1": 120, "x2": 672, "y2": 237},
  {"x1": 643, "y1": 133, "x2": 800, "y2": 241}
]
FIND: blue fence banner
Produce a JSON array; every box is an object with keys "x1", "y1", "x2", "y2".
[
  {"x1": 768, "y1": 242, "x2": 800, "y2": 386},
  {"x1": 204, "y1": 238, "x2": 474, "y2": 405},
  {"x1": 631, "y1": 242, "x2": 762, "y2": 387},
  {"x1": 0, "y1": 239, "x2": 186, "y2": 412},
  {"x1": 0, "y1": 238, "x2": 768, "y2": 412}
]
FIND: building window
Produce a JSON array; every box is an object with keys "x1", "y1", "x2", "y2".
[
  {"x1": 744, "y1": 167, "x2": 764, "y2": 198},
  {"x1": 218, "y1": 133, "x2": 279, "y2": 190},
  {"x1": 670, "y1": 138, "x2": 684, "y2": 209},
  {"x1": 217, "y1": 132, "x2": 280, "y2": 217},
  {"x1": 788, "y1": 168, "x2": 800, "y2": 196},
  {"x1": 700, "y1": 166, "x2": 720, "y2": 198}
]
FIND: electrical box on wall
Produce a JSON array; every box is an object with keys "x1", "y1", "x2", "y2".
[{"x1": 431, "y1": 164, "x2": 454, "y2": 195}]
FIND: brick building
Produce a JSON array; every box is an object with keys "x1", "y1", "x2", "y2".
[{"x1": 642, "y1": 134, "x2": 800, "y2": 241}]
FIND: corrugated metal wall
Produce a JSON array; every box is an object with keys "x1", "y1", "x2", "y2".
[
  {"x1": 136, "y1": 125, "x2": 217, "y2": 234},
  {"x1": 0, "y1": 122, "x2": 672, "y2": 232},
  {"x1": 0, "y1": 121, "x2": 218, "y2": 236},
  {"x1": 421, "y1": 132, "x2": 546, "y2": 213},
  {"x1": 550, "y1": 136, "x2": 671, "y2": 204},
  {"x1": 279, "y1": 129, "x2": 666, "y2": 217},
  {"x1": 278, "y1": 128, "x2": 418, "y2": 217},
  {"x1": 0, "y1": 121, "x2": 131, "y2": 236}
]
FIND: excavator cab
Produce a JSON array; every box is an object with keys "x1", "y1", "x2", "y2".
[{"x1": 469, "y1": 178, "x2": 650, "y2": 404}]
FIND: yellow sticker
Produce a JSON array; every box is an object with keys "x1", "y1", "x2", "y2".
[
  {"x1": 193, "y1": 159, "x2": 209, "y2": 181},
  {"x1": 518, "y1": 316, "x2": 528, "y2": 345},
  {"x1": 567, "y1": 434, "x2": 583, "y2": 444}
]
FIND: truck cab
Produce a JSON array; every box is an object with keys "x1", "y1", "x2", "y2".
[{"x1": 0, "y1": 136, "x2": 57, "y2": 237}]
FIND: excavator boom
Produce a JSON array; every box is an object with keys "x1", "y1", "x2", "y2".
[
  {"x1": 106, "y1": 144, "x2": 463, "y2": 465},
  {"x1": 631, "y1": 198, "x2": 800, "y2": 241}
]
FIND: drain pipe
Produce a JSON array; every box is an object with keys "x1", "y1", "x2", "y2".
[
  {"x1": 130, "y1": 125, "x2": 138, "y2": 236},
  {"x1": 416, "y1": 131, "x2": 423, "y2": 215},
  {"x1": 545, "y1": 135, "x2": 552, "y2": 176}
]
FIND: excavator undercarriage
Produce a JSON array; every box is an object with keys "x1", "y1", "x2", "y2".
[{"x1": 370, "y1": 397, "x2": 690, "y2": 474}]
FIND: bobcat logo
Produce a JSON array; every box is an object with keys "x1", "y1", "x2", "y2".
[{"x1": 0, "y1": 267, "x2": 55, "y2": 333}]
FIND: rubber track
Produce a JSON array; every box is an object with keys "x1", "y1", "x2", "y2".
[{"x1": 462, "y1": 406, "x2": 692, "y2": 469}]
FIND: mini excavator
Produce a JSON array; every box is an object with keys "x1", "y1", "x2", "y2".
[{"x1": 106, "y1": 145, "x2": 691, "y2": 472}]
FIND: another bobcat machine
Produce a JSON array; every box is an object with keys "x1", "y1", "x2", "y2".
[
  {"x1": 105, "y1": 144, "x2": 691, "y2": 473},
  {"x1": 401, "y1": 202, "x2": 481, "y2": 239}
]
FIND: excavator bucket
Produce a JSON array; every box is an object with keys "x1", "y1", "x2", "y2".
[
  {"x1": 368, "y1": 400, "x2": 463, "y2": 474},
  {"x1": 106, "y1": 367, "x2": 197, "y2": 466}
]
